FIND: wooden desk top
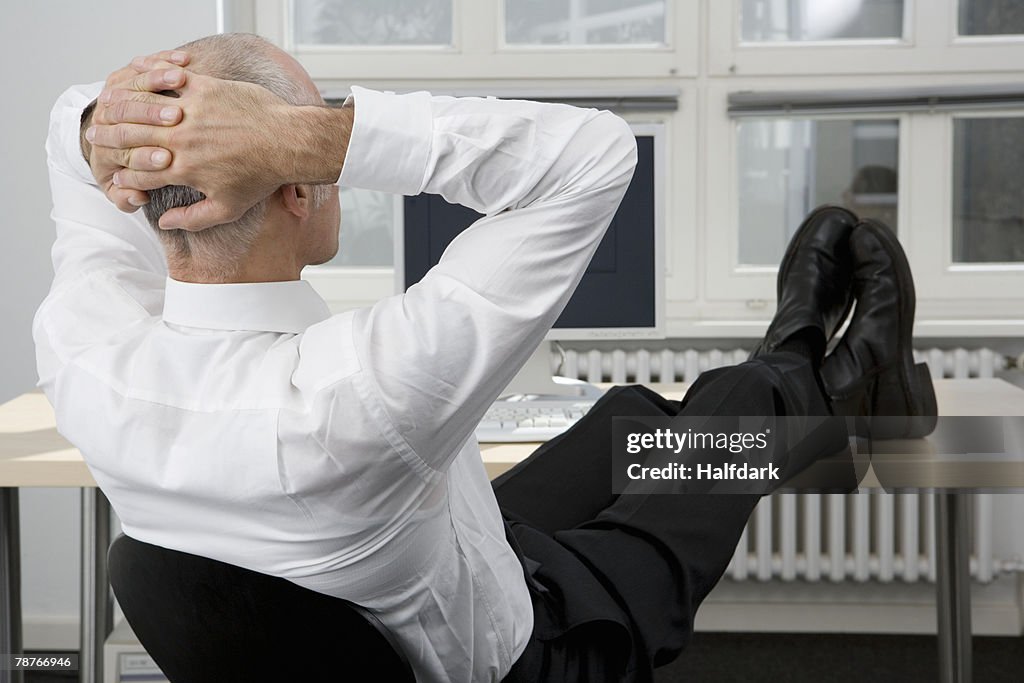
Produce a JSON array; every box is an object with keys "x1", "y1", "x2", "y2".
[
  {"x1": 0, "y1": 391, "x2": 94, "y2": 486},
  {"x1": 3, "y1": 380, "x2": 1024, "y2": 488}
]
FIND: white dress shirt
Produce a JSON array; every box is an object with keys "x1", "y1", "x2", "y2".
[{"x1": 34, "y1": 82, "x2": 636, "y2": 682}]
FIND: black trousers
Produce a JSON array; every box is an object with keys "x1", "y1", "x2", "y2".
[{"x1": 494, "y1": 351, "x2": 841, "y2": 683}]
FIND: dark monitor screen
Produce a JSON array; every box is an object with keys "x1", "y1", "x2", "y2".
[{"x1": 401, "y1": 134, "x2": 658, "y2": 335}]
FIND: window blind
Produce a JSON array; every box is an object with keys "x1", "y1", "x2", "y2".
[{"x1": 728, "y1": 84, "x2": 1024, "y2": 116}]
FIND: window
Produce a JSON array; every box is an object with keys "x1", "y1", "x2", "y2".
[
  {"x1": 952, "y1": 117, "x2": 1024, "y2": 263},
  {"x1": 505, "y1": 0, "x2": 667, "y2": 46},
  {"x1": 958, "y1": 0, "x2": 1024, "y2": 36},
  {"x1": 740, "y1": 0, "x2": 904, "y2": 42},
  {"x1": 323, "y1": 188, "x2": 397, "y2": 267},
  {"x1": 710, "y1": 0, "x2": 1024, "y2": 76},
  {"x1": 251, "y1": 0, "x2": 1024, "y2": 334},
  {"x1": 737, "y1": 118, "x2": 898, "y2": 265},
  {"x1": 291, "y1": 0, "x2": 453, "y2": 47},
  {"x1": 259, "y1": 0, "x2": 693, "y2": 80},
  {"x1": 702, "y1": 94, "x2": 909, "y2": 312}
]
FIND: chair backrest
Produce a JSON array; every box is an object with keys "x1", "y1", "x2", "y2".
[{"x1": 107, "y1": 535, "x2": 415, "y2": 683}]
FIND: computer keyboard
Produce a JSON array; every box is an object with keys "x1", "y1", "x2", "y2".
[{"x1": 474, "y1": 398, "x2": 597, "y2": 443}]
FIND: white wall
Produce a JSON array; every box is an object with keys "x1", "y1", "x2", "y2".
[{"x1": 0, "y1": 1, "x2": 218, "y2": 648}]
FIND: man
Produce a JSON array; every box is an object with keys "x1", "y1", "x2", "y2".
[{"x1": 36, "y1": 33, "x2": 934, "y2": 682}]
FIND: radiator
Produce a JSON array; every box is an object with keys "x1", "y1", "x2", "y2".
[
  {"x1": 556, "y1": 345, "x2": 1020, "y2": 583},
  {"x1": 556, "y1": 345, "x2": 1009, "y2": 385}
]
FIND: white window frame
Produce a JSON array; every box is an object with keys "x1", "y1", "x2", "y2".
[
  {"x1": 661, "y1": 85, "x2": 699, "y2": 335},
  {"x1": 906, "y1": 108, "x2": 1024, "y2": 333},
  {"x1": 709, "y1": 0, "x2": 1024, "y2": 76},
  {"x1": 255, "y1": 0, "x2": 697, "y2": 81}
]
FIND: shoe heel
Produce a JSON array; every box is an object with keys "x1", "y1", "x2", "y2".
[
  {"x1": 905, "y1": 362, "x2": 938, "y2": 438},
  {"x1": 869, "y1": 362, "x2": 938, "y2": 439}
]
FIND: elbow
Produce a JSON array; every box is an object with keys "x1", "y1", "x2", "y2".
[
  {"x1": 531, "y1": 108, "x2": 639, "y2": 205},
  {"x1": 607, "y1": 112, "x2": 638, "y2": 161},
  {"x1": 588, "y1": 111, "x2": 638, "y2": 189},
  {"x1": 593, "y1": 111, "x2": 638, "y2": 173}
]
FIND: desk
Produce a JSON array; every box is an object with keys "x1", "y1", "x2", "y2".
[
  {"x1": 3, "y1": 380, "x2": 1023, "y2": 683},
  {"x1": 0, "y1": 392, "x2": 109, "y2": 683}
]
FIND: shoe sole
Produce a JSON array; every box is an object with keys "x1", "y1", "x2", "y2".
[{"x1": 856, "y1": 219, "x2": 937, "y2": 439}]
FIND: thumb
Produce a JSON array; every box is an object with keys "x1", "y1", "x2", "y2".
[
  {"x1": 109, "y1": 187, "x2": 149, "y2": 213},
  {"x1": 158, "y1": 199, "x2": 239, "y2": 231}
]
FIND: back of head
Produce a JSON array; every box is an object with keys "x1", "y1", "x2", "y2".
[{"x1": 143, "y1": 33, "x2": 326, "y2": 281}]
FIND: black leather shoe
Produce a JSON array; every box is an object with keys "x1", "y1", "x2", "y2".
[
  {"x1": 822, "y1": 219, "x2": 937, "y2": 439},
  {"x1": 750, "y1": 205, "x2": 859, "y2": 360}
]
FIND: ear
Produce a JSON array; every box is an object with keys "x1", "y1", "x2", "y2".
[{"x1": 280, "y1": 184, "x2": 311, "y2": 219}]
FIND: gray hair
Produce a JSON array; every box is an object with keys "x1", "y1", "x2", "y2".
[{"x1": 143, "y1": 33, "x2": 332, "y2": 280}]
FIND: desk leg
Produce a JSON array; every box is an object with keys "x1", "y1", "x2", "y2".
[
  {"x1": 936, "y1": 493, "x2": 972, "y2": 683},
  {"x1": 1, "y1": 489, "x2": 23, "y2": 683},
  {"x1": 80, "y1": 489, "x2": 112, "y2": 683}
]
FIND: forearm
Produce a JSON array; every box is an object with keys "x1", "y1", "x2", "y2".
[
  {"x1": 283, "y1": 103, "x2": 354, "y2": 186},
  {"x1": 47, "y1": 83, "x2": 167, "y2": 285},
  {"x1": 340, "y1": 87, "x2": 636, "y2": 214}
]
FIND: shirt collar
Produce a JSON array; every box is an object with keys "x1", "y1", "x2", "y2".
[{"x1": 162, "y1": 277, "x2": 332, "y2": 334}]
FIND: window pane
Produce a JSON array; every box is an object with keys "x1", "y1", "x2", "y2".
[
  {"x1": 952, "y1": 118, "x2": 1024, "y2": 263},
  {"x1": 959, "y1": 0, "x2": 1024, "y2": 36},
  {"x1": 737, "y1": 119, "x2": 899, "y2": 266},
  {"x1": 741, "y1": 0, "x2": 904, "y2": 42},
  {"x1": 505, "y1": 0, "x2": 666, "y2": 45},
  {"x1": 323, "y1": 188, "x2": 395, "y2": 267},
  {"x1": 292, "y1": 0, "x2": 452, "y2": 47}
]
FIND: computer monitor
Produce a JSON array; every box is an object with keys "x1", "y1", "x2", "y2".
[{"x1": 396, "y1": 122, "x2": 664, "y2": 396}]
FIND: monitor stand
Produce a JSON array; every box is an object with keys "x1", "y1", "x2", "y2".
[{"x1": 499, "y1": 344, "x2": 603, "y2": 400}]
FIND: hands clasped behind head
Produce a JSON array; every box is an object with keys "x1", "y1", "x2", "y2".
[
  {"x1": 83, "y1": 50, "x2": 191, "y2": 212},
  {"x1": 87, "y1": 48, "x2": 301, "y2": 231}
]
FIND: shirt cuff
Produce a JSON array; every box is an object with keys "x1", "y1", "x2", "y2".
[
  {"x1": 46, "y1": 82, "x2": 104, "y2": 185},
  {"x1": 337, "y1": 86, "x2": 432, "y2": 196}
]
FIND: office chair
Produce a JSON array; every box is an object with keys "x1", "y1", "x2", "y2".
[{"x1": 107, "y1": 534, "x2": 415, "y2": 683}]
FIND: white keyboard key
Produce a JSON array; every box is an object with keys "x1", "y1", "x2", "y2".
[{"x1": 475, "y1": 397, "x2": 598, "y2": 443}]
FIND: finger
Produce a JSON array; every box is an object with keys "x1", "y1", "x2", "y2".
[
  {"x1": 92, "y1": 144, "x2": 170, "y2": 175},
  {"x1": 102, "y1": 66, "x2": 136, "y2": 92},
  {"x1": 103, "y1": 60, "x2": 181, "y2": 97},
  {"x1": 130, "y1": 147, "x2": 172, "y2": 171},
  {"x1": 107, "y1": 186, "x2": 150, "y2": 212},
  {"x1": 129, "y1": 68, "x2": 187, "y2": 93},
  {"x1": 101, "y1": 146, "x2": 172, "y2": 172},
  {"x1": 159, "y1": 200, "x2": 239, "y2": 231},
  {"x1": 105, "y1": 89, "x2": 182, "y2": 107},
  {"x1": 127, "y1": 60, "x2": 180, "y2": 78},
  {"x1": 87, "y1": 122, "x2": 171, "y2": 151},
  {"x1": 130, "y1": 50, "x2": 189, "y2": 72},
  {"x1": 99, "y1": 68, "x2": 186, "y2": 104},
  {"x1": 95, "y1": 96, "x2": 181, "y2": 126},
  {"x1": 112, "y1": 167, "x2": 175, "y2": 192}
]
